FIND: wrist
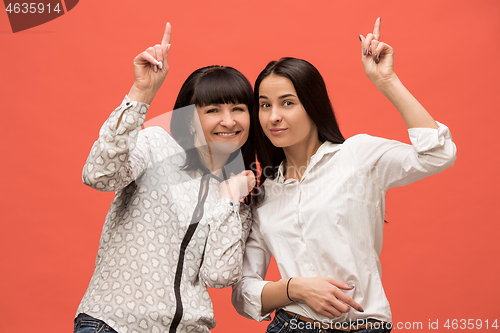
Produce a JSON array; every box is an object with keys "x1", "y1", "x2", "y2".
[
  {"x1": 287, "y1": 276, "x2": 303, "y2": 302},
  {"x1": 128, "y1": 84, "x2": 157, "y2": 105},
  {"x1": 219, "y1": 187, "x2": 234, "y2": 200},
  {"x1": 286, "y1": 277, "x2": 294, "y2": 301},
  {"x1": 371, "y1": 74, "x2": 401, "y2": 96}
]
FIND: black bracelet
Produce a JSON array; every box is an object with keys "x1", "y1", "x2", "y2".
[{"x1": 286, "y1": 277, "x2": 294, "y2": 302}]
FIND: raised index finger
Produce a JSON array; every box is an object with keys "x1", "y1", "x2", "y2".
[
  {"x1": 161, "y1": 22, "x2": 172, "y2": 48},
  {"x1": 372, "y1": 17, "x2": 381, "y2": 40}
]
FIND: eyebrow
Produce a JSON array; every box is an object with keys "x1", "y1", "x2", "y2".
[
  {"x1": 203, "y1": 103, "x2": 245, "y2": 107},
  {"x1": 259, "y1": 94, "x2": 297, "y2": 99}
]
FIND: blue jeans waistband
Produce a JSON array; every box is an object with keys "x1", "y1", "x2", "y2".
[
  {"x1": 74, "y1": 313, "x2": 118, "y2": 333},
  {"x1": 273, "y1": 309, "x2": 392, "y2": 332}
]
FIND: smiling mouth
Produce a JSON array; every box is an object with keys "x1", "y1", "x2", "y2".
[{"x1": 215, "y1": 131, "x2": 240, "y2": 137}]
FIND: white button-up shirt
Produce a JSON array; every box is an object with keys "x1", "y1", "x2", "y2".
[{"x1": 232, "y1": 122, "x2": 456, "y2": 324}]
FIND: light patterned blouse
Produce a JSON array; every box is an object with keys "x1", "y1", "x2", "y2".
[{"x1": 77, "y1": 96, "x2": 252, "y2": 333}]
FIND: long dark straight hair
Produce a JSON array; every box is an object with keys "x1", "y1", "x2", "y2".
[
  {"x1": 170, "y1": 65, "x2": 256, "y2": 204},
  {"x1": 253, "y1": 57, "x2": 345, "y2": 204}
]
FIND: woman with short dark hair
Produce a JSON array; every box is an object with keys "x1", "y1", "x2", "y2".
[
  {"x1": 74, "y1": 23, "x2": 256, "y2": 333},
  {"x1": 232, "y1": 18, "x2": 456, "y2": 332}
]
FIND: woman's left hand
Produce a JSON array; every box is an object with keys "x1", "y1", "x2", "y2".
[{"x1": 359, "y1": 18, "x2": 397, "y2": 88}]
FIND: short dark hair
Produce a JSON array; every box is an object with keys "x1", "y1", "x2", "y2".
[
  {"x1": 170, "y1": 65, "x2": 256, "y2": 204},
  {"x1": 253, "y1": 57, "x2": 345, "y2": 204}
]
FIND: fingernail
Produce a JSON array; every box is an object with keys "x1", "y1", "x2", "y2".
[
  {"x1": 167, "y1": 44, "x2": 171, "y2": 51},
  {"x1": 348, "y1": 284, "x2": 355, "y2": 288},
  {"x1": 153, "y1": 65, "x2": 158, "y2": 73},
  {"x1": 358, "y1": 34, "x2": 362, "y2": 41},
  {"x1": 363, "y1": 49, "x2": 367, "y2": 56},
  {"x1": 374, "y1": 54, "x2": 379, "y2": 64},
  {"x1": 158, "y1": 61, "x2": 163, "y2": 69},
  {"x1": 153, "y1": 59, "x2": 160, "y2": 65},
  {"x1": 358, "y1": 307, "x2": 364, "y2": 312}
]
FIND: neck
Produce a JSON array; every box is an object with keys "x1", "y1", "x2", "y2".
[
  {"x1": 197, "y1": 144, "x2": 231, "y2": 176},
  {"x1": 282, "y1": 136, "x2": 322, "y2": 181}
]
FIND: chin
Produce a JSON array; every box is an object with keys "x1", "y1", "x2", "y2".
[
  {"x1": 209, "y1": 141, "x2": 242, "y2": 154},
  {"x1": 267, "y1": 138, "x2": 289, "y2": 148}
]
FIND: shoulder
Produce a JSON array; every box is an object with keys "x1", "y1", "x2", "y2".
[
  {"x1": 341, "y1": 133, "x2": 404, "y2": 153},
  {"x1": 140, "y1": 127, "x2": 184, "y2": 152},
  {"x1": 343, "y1": 133, "x2": 383, "y2": 146}
]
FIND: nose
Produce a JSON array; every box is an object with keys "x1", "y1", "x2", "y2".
[
  {"x1": 269, "y1": 106, "x2": 282, "y2": 124},
  {"x1": 220, "y1": 110, "x2": 236, "y2": 128}
]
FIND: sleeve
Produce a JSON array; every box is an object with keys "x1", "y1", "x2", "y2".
[
  {"x1": 82, "y1": 96, "x2": 151, "y2": 192},
  {"x1": 231, "y1": 213, "x2": 274, "y2": 322},
  {"x1": 200, "y1": 198, "x2": 253, "y2": 289},
  {"x1": 352, "y1": 121, "x2": 457, "y2": 191}
]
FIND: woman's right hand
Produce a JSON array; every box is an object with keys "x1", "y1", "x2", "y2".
[
  {"x1": 128, "y1": 22, "x2": 172, "y2": 104},
  {"x1": 220, "y1": 170, "x2": 256, "y2": 201},
  {"x1": 289, "y1": 277, "x2": 364, "y2": 318}
]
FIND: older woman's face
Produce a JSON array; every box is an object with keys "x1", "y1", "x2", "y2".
[
  {"x1": 194, "y1": 103, "x2": 250, "y2": 154},
  {"x1": 258, "y1": 75, "x2": 318, "y2": 149}
]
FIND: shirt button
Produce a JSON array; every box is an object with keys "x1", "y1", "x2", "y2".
[{"x1": 126, "y1": 102, "x2": 130, "y2": 106}]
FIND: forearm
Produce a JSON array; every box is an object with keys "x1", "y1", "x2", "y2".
[
  {"x1": 375, "y1": 75, "x2": 438, "y2": 129},
  {"x1": 82, "y1": 97, "x2": 150, "y2": 191},
  {"x1": 200, "y1": 201, "x2": 252, "y2": 288},
  {"x1": 116, "y1": 86, "x2": 154, "y2": 129},
  {"x1": 261, "y1": 279, "x2": 293, "y2": 314},
  {"x1": 127, "y1": 84, "x2": 157, "y2": 105}
]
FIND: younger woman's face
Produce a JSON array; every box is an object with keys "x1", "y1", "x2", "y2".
[
  {"x1": 258, "y1": 75, "x2": 318, "y2": 149},
  {"x1": 195, "y1": 103, "x2": 250, "y2": 154}
]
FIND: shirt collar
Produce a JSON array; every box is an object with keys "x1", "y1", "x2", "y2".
[{"x1": 275, "y1": 141, "x2": 342, "y2": 184}]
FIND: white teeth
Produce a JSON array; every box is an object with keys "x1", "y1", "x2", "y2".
[{"x1": 216, "y1": 132, "x2": 237, "y2": 136}]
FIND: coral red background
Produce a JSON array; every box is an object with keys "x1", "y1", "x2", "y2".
[{"x1": 1, "y1": 0, "x2": 499, "y2": 332}]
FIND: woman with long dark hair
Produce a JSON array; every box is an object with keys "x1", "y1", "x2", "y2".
[
  {"x1": 233, "y1": 18, "x2": 456, "y2": 332},
  {"x1": 74, "y1": 23, "x2": 256, "y2": 333}
]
